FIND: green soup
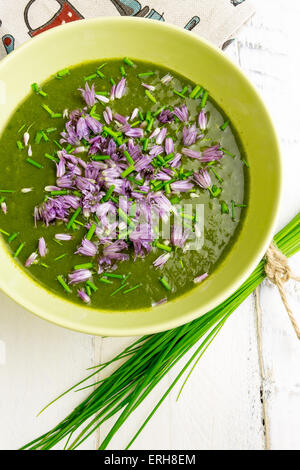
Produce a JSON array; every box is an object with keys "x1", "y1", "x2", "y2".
[{"x1": 0, "y1": 59, "x2": 247, "y2": 310}]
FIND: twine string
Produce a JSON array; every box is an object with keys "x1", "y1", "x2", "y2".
[{"x1": 265, "y1": 242, "x2": 300, "y2": 340}]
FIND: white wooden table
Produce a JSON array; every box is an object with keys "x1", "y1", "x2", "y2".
[{"x1": 1, "y1": 0, "x2": 300, "y2": 450}]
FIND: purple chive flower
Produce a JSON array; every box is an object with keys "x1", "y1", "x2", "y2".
[
  {"x1": 114, "y1": 113, "x2": 128, "y2": 125},
  {"x1": 198, "y1": 111, "x2": 207, "y2": 130},
  {"x1": 76, "y1": 238, "x2": 98, "y2": 257},
  {"x1": 1, "y1": 202, "x2": 7, "y2": 214},
  {"x1": 158, "y1": 109, "x2": 174, "y2": 124},
  {"x1": 25, "y1": 252, "x2": 38, "y2": 267},
  {"x1": 76, "y1": 116, "x2": 90, "y2": 140},
  {"x1": 182, "y1": 124, "x2": 198, "y2": 146},
  {"x1": 153, "y1": 253, "x2": 170, "y2": 269},
  {"x1": 96, "y1": 94, "x2": 109, "y2": 104},
  {"x1": 23, "y1": 132, "x2": 30, "y2": 147},
  {"x1": 142, "y1": 82, "x2": 155, "y2": 91},
  {"x1": 165, "y1": 137, "x2": 174, "y2": 155},
  {"x1": 152, "y1": 298, "x2": 168, "y2": 307},
  {"x1": 171, "y1": 181, "x2": 194, "y2": 192},
  {"x1": 38, "y1": 237, "x2": 47, "y2": 257},
  {"x1": 182, "y1": 148, "x2": 202, "y2": 159},
  {"x1": 77, "y1": 289, "x2": 90, "y2": 304},
  {"x1": 57, "y1": 174, "x2": 74, "y2": 189},
  {"x1": 134, "y1": 156, "x2": 152, "y2": 172},
  {"x1": 156, "y1": 127, "x2": 167, "y2": 145},
  {"x1": 201, "y1": 145, "x2": 224, "y2": 162},
  {"x1": 21, "y1": 187, "x2": 33, "y2": 193},
  {"x1": 173, "y1": 105, "x2": 189, "y2": 123},
  {"x1": 110, "y1": 84, "x2": 116, "y2": 101},
  {"x1": 161, "y1": 74, "x2": 173, "y2": 85},
  {"x1": 125, "y1": 127, "x2": 144, "y2": 139},
  {"x1": 171, "y1": 224, "x2": 190, "y2": 248},
  {"x1": 55, "y1": 233, "x2": 73, "y2": 241},
  {"x1": 194, "y1": 273, "x2": 209, "y2": 284},
  {"x1": 194, "y1": 169, "x2": 212, "y2": 189},
  {"x1": 28, "y1": 145, "x2": 32, "y2": 157},
  {"x1": 115, "y1": 78, "x2": 126, "y2": 99},
  {"x1": 68, "y1": 269, "x2": 92, "y2": 285},
  {"x1": 149, "y1": 145, "x2": 164, "y2": 157},
  {"x1": 56, "y1": 158, "x2": 66, "y2": 178},
  {"x1": 85, "y1": 115, "x2": 103, "y2": 134},
  {"x1": 155, "y1": 171, "x2": 171, "y2": 181},
  {"x1": 149, "y1": 128, "x2": 160, "y2": 140},
  {"x1": 79, "y1": 83, "x2": 96, "y2": 107},
  {"x1": 170, "y1": 153, "x2": 182, "y2": 168},
  {"x1": 103, "y1": 106, "x2": 113, "y2": 124},
  {"x1": 130, "y1": 108, "x2": 139, "y2": 121}
]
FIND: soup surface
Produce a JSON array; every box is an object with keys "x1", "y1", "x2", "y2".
[{"x1": 0, "y1": 59, "x2": 248, "y2": 310}]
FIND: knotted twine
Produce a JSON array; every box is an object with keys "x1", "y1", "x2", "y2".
[{"x1": 264, "y1": 242, "x2": 300, "y2": 340}]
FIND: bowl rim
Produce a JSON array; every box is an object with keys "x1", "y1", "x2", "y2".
[{"x1": 0, "y1": 16, "x2": 282, "y2": 336}]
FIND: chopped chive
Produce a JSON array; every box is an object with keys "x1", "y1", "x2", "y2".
[
  {"x1": 56, "y1": 68, "x2": 70, "y2": 78},
  {"x1": 35, "y1": 131, "x2": 43, "y2": 144},
  {"x1": 124, "y1": 151, "x2": 134, "y2": 166},
  {"x1": 84, "y1": 73, "x2": 97, "y2": 81},
  {"x1": 103, "y1": 185, "x2": 115, "y2": 202},
  {"x1": 54, "y1": 239, "x2": 63, "y2": 246},
  {"x1": 103, "y1": 126, "x2": 119, "y2": 139},
  {"x1": 123, "y1": 284, "x2": 142, "y2": 295},
  {"x1": 86, "y1": 285, "x2": 92, "y2": 296},
  {"x1": 41, "y1": 263, "x2": 49, "y2": 269},
  {"x1": 221, "y1": 148, "x2": 235, "y2": 158},
  {"x1": 110, "y1": 283, "x2": 128, "y2": 296},
  {"x1": 86, "y1": 224, "x2": 97, "y2": 240},
  {"x1": 181, "y1": 86, "x2": 188, "y2": 95},
  {"x1": 92, "y1": 155, "x2": 110, "y2": 161},
  {"x1": 131, "y1": 120, "x2": 141, "y2": 127},
  {"x1": 110, "y1": 77, "x2": 116, "y2": 85},
  {"x1": 67, "y1": 207, "x2": 82, "y2": 230},
  {"x1": 145, "y1": 90, "x2": 157, "y2": 104},
  {"x1": 17, "y1": 141, "x2": 24, "y2": 150},
  {"x1": 0, "y1": 228, "x2": 9, "y2": 236},
  {"x1": 52, "y1": 113, "x2": 63, "y2": 119},
  {"x1": 221, "y1": 201, "x2": 229, "y2": 214},
  {"x1": 41, "y1": 131, "x2": 49, "y2": 142},
  {"x1": 96, "y1": 70, "x2": 105, "y2": 79},
  {"x1": 120, "y1": 66, "x2": 126, "y2": 77},
  {"x1": 138, "y1": 72, "x2": 155, "y2": 78},
  {"x1": 143, "y1": 139, "x2": 149, "y2": 152},
  {"x1": 86, "y1": 280, "x2": 98, "y2": 292},
  {"x1": 146, "y1": 118, "x2": 154, "y2": 133},
  {"x1": 42, "y1": 104, "x2": 54, "y2": 116},
  {"x1": 54, "y1": 254, "x2": 67, "y2": 262},
  {"x1": 235, "y1": 204, "x2": 248, "y2": 208},
  {"x1": 160, "y1": 276, "x2": 171, "y2": 291},
  {"x1": 200, "y1": 90, "x2": 209, "y2": 108},
  {"x1": 99, "y1": 277, "x2": 113, "y2": 285},
  {"x1": 220, "y1": 120, "x2": 230, "y2": 131},
  {"x1": 105, "y1": 273, "x2": 124, "y2": 279},
  {"x1": 232, "y1": 200, "x2": 235, "y2": 221},
  {"x1": 118, "y1": 208, "x2": 135, "y2": 227},
  {"x1": 50, "y1": 190, "x2": 68, "y2": 196},
  {"x1": 45, "y1": 153, "x2": 59, "y2": 163},
  {"x1": 138, "y1": 110, "x2": 144, "y2": 121},
  {"x1": 8, "y1": 232, "x2": 18, "y2": 243},
  {"x1": 155, "y1": 242, "x2": 172, "y2": 253},
  {"x1": 13, "y1": 242, "x2": 25, "y2": 258},
  {"x1": 46, "y1": 128, "x2": 56, "y2": 134},
  {"x1": 0, "y1": 189, "x2": 14, "y2": 193},
  {"x1": 121, "y1": 166, "x2": 135, "y2": 178},
  {"x1": 153, "y1": 106, "x2": 166, "y2": 117},
  {"x1": 123, "y1": 57, "x2": 134, "y2": 67},
  {"x1": 18, "y1": 124, "x2": 26, "y2": 134},
  {"x1": 74, "y1": 263, "x2": 94, "y2": 270},
  {"x1": 26, "y1": 158, "x2": 43, "y2": 169},
  {"x1": 211, "y1": 168, "x2": 223, "y2": 183},
  {"x1": 173, "y1": 90, "x2": 186, "y2": 99},
  {"x1": 57, "y1": 275, "x2": 72, "y2": 293},
  {"x1": 243, "y1": 159, "x2": 250, "y2": 168},
  {"x1": 189, "y1": 85, "x2": 201, "y2": 99},
  {"x1": 122, "y1": 273, "x2": 131, "y2": 284}
]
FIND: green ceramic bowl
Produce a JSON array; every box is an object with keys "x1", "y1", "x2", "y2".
[{"x1": 0, "y1": 17, "x2": 281, "y2": 336}]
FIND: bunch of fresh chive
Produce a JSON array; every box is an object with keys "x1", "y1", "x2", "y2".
[{"x1": 20, "y1": 211, "x2": 300, "y2": 450}]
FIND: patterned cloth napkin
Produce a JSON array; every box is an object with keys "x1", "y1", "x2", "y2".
[{"x1": 0, "y1": 0, "x2": 254, "y2": 59}]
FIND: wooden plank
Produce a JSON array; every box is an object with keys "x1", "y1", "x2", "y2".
[{"x1": 0, "y1": 291, "x2": 96, "y2": 450}]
